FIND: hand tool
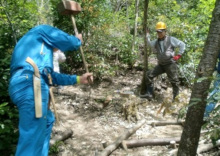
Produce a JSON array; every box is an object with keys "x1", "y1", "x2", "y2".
[
  {"x1": 58, "y1": 0, "x2": 89, "y2": 73},
  {"x1": 48, "y1": 73, "x2": 60, "y2": 125},
  {"x1": 26, "y1": 57, "x2": 42, "y2": 118}
]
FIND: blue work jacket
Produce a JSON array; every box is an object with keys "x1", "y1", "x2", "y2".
[{"x1": 10, "y1": 24, "x2": 81, "y2": 85}]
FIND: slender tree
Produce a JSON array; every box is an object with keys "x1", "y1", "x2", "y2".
[
  {"x1": 131, "y1": 0, "x2": 139, "y2": 53},
  {"x1": 140, "y1": 0, "x2": 149, "y2": 94},
  {"x1": 178, "y1": 0, "x2": 220, "y2": 155}
]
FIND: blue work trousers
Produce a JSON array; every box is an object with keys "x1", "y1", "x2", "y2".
[{"x1": 9, "y1": 70, "x2": 55, "y2": 156}]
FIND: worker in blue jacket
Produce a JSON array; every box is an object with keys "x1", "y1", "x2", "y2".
[
  {"x1": 204, "y1": 53, "x2": 220, "y2": 117},
  {"x1": 9, "y1": 25, "x2": 93, "y2": 156}
]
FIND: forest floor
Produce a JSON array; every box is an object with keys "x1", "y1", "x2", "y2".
[{"x1": 49, "y1": 67, "x2": 219, "y2": 156}]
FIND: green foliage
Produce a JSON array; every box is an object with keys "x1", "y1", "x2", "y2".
[
  {"x1": 178, "y1": 62, "x2": 197, "y2": 87},
  {"x1": 0, "y1": 102, "x2": 18, "y2": 154},
  {"x1": 0, "y1": 1, "x2": 42, "y2": 152},
  {"x1": 177, "y1": 105, "x2": 188, "y2": 120},
  {"x1": 0, "y1": 0, "x2": 218, "y2": 152},
  {"x1": 49, "y1": 141, "x2": 64, "y2": 155},
  {"x1": 210, "y1": 128, "x2": 220, "y2": 145},
  {"x1": 203, "y1": 75, "x2": 220, "y2": 144},
  {"x1": 51, "y1": 0, "x2": 140, "y2": 77},
  {"x1": 203, "y1": 104, "x2": 220, "y2": 145},
  {"x1": 49, "y1": 0, "x2": 215, "y2": 81},
  {"x1": 0, "y1": 55, "x2": 11, "y2": 102},
  {"x1": 0, "y1": 0, "x2": 39, "y2": 47},
  {"x1": 0, "y1": 53, "x2": 18, "y2": 154},
  {"x1": 145, "y1": 0, "x2": 215, "y2": 86}
]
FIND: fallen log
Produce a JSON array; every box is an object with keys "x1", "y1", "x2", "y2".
[
  {"x1": 50, "y1": 129, "x2": 73, "y2": 146},
  {"x1": 53, "y1": 88, "x2": 77, "y2": 97},
  {"x1": 169, "y1": 140, "x2": 220, "y2": 156},
  {"x1": 197, "y1": 140, "x2": 220, "y2": 154},
  {"x1": 99, "y1": 119, "x2": 146, "y2": 156},
  {"x1": 122, "y1": 137, "x2": 180, "y2": 149},
  {"x1": 146, "y1": 121, "x2": 184, "y2": 127}
]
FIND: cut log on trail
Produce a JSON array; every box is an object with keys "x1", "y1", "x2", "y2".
[
  {"x1": 197, "y1": 140, "x2": 220, "y2": 154},
  {"x1": 93, "y1": 95, "x2": 113, "y2": 108},
  {"x1": 169, "y1": 140, "x2": 220, "y2": 156},
  {"x1": 53, "y1": 89, "x2": 77, "y2": 97},
  {"x1": 146, "y1": 120, "x2": 184, "y2": 127},
  {"x1": 50, "y1": 129, "x2": 73, "y2": 146},
  {"x1": 99, "y1": 119, "x2": 146, "y2": 156},
  {"x1": 122, "y1": 137, "x2": 180, "y2": 149}
]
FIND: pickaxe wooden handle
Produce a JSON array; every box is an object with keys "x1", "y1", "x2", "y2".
[
  {"x1": 58, "y1": 0, "x2": 92, "y2": 83},
  {"x1": 71, "y1": 15, "x2": 89, "y2": 73},
  {"x1": 58, "y1": 0, "x2": 89, "y2": 73}
]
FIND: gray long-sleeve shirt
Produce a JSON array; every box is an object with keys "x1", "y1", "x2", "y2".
[
  {"x1": 146, "y1": 34, "x2": 186, "y2": 65},
  {"x1": 147, "y1": 34, "x2": 185, "y2": 55}
]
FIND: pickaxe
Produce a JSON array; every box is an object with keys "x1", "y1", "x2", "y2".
[{"x1": 58, "y1": 0, "x2": 89, "y2": 73}]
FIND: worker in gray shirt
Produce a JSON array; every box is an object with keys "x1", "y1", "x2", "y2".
[{"x1": 140, "y1": 22, "x2": 186, "y2": 101}]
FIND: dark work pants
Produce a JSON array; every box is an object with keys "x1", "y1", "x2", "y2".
[{"x1": 146, "y1": 63, "x2": 179, "y2": 99}]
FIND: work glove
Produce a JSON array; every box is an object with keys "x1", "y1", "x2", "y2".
[{"x1": 173, "y1": 54, "x2": 181, "y2": 61}]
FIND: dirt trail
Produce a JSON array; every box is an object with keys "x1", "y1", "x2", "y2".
[{"x1": 49, "y1": 70, "x2": 214, "y2": 156}]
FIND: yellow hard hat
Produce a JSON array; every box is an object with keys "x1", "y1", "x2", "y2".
[{"x1": 156, "y1": 22, "x2": 167, "y2": 30}]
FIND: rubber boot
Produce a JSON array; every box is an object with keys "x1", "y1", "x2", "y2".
[
  {"x1": 140, "y1": 84, "x2": 154, "y2": 99},
  {"x1": 172, "y1": 83, "x2": 179, "y2": 101},
  {"x1": 148, "y1": 84, "x2": 154, "y2": 98}
]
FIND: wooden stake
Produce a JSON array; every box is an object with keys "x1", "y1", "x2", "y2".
[
  {"x1": 49, "y1": 87, "x2": 60, "y2": 125},
  {"x1": 123, "y1": 137, "x2": 180, "y2": 148}
]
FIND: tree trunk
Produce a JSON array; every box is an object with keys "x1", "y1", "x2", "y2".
[
  {"x1": 131, "y1": 0, "x2": 139, "y2": 53},
  {"x1": 178, "y1": 1, "x2": 220, "y2": 155},
  {"x1": 140, "y1": 0, "x2": 149, "y2": 94}
]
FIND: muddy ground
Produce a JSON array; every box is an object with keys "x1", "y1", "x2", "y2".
[{"x1": 49, "y1": 69, "x2": 219, "y2": 156}]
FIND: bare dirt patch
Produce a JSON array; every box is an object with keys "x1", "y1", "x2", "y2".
[{"x1": 49, "y1": 69, "x2": 217, "y2": 156}]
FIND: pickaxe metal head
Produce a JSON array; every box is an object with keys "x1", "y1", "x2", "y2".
[{"x1": 58, "y1": 0, "x2": 82, "y2": 15}]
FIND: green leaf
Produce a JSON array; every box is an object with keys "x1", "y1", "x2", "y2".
[{"x1": 197, "y1": 77, "x2": 208, "y2": 83}]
